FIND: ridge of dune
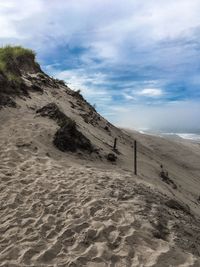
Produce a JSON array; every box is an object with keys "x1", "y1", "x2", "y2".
[{"x1": 0, "y1": 46, "x2": 200, "y2": 266}]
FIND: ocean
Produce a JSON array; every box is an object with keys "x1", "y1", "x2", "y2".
[{"x1": 139, "y1": 129, "x2": 200, "y2": 142}]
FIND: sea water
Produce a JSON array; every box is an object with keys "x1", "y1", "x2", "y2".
[{"x1": 139, "y1": 129, "x2": 200, "y2": 142}]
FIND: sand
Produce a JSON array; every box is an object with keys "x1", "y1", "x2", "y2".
[
  {"x1": 0, "y1": 73, "x2": 200, "y2": 266},
  {"x1": 1, "y1": 153, "x2": 200, "y2": 266}
]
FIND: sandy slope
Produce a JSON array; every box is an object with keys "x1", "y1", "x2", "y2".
[
  {"x1": 0, "y1": 73, "x2": 200, "y2": 266},
  {"x1": 1, "y1": 149, "x2": 200, "y2": 266}
]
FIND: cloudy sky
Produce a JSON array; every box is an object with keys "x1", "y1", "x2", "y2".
[{"x1": 1, "y1": 0, "x2": 200, "y2": 131}]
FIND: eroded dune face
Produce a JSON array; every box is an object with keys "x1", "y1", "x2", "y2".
[{"x1": 1, "y1": 49, "x2": 200, "y2": 266}]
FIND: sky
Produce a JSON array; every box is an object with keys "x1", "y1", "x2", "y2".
[{"x1": 0, "y1": 0, "x2": 200, "y2": 132}]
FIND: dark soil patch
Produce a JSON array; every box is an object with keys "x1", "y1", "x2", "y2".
[
  {"x1": 31, "y1": 84, "x2": 43, "y2": 93},
  {"x1": 159, "y1": 167, "x2": 177, "y2": 189},
  {"x1": 37, "y1": 103, "x2": 94, "y2": 153},
  {"x1": 107, "y1": 153, "x2": 117, "y2": 162},
  {"x1": 36, "y1": 103, "x2": 68, "y2": 127},
  {"x1": 53, "y1": 121, "x2": 93, "y2": 153},
  {"x1": 152, "y1": 216, "x2": 169, "y2": 241},
  {"x1": 0, "y1": 94, "x2": 17, "y2": 109},
  {"x1": 0, "y1": 70, "x2": 30, "y2": 108},
  {"x1": 165, "y1": 199, "x2": 191, "y2": 214}
]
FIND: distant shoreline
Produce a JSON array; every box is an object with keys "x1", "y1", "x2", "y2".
[{"x1": 139, "y1": 130, "x2": 200, "y2": 143}]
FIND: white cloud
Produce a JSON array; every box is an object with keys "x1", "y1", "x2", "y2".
[
  {"x1": 1, "y1": 0, "x2": 200, "y2": 51},
  {"x1": 123, "y1": 93, "x2": 136, "y2": 101},
  {"x1": 0, "y1": 0, "x2": 43, "y2": 41},
  {"x1": 136, "y1": 88, "x2": 163, "y2": 97},
  {"x1": 54, "y1": 69, "x2": 107, "y2": 90},
  {"x1": 52, "y1": 68, "x2": 113, "y2": 108}
]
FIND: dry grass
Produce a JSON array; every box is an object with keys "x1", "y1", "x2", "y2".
[{"x1": 0, "y1": 45, "x2": 36, "y2": 83}]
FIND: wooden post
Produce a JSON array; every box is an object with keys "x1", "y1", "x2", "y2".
[
  {"x1": 113, "y1": 138, "x2": 117, "y2": 150},
  {"x1": 134, "y1": 140, "x2": 137, "y2": 175}
]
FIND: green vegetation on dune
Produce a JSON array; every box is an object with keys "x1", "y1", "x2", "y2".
[
  {"x1": 0, "y1": 45, "x2": 39, "y2": 83},
  {"x1": 0, "y1": 46, "x2": 42, "y2": 104},
  {"x1": 0, "y1": 45, "x2": 35, "y2": 63}
]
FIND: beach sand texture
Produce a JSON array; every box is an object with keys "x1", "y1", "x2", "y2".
[{"x1": 0, "y1": 72, "x2": 200, "y2": 266}]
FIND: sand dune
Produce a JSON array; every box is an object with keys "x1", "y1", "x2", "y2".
[
  {"x1": 0, "y1": 137, "x2": 200, "y2": 266},
  {"x1": 0, "y1": 67, "x2": 200, "y2": 266}
]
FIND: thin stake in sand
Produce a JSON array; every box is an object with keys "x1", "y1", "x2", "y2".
[
  {"x1": 113, "y1": 137, "x2": 117, "y2": 150},
  {"x1": 134, "y1": 140, "x2": 137, "y2": 175}
]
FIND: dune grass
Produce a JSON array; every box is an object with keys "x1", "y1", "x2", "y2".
[
  {"x1": 0, "y1": 45, "x2": 36, "y2": 83},
  {"x1": 0, "y1": 46, "x2": 35, "y2": 68}
]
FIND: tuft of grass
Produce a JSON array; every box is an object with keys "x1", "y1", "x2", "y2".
[
  {"x1": 0, "y1": 45, "x2": 36, "y2": 82},
  {"x1": 0, "y1": 61, "x2": 6, "y2": 73},
  {"x1": 0, "y1": 45, "x2": 35, "y2": 64},
  {"x1": 6, "y1": 73, "x2": 21, "y2": 83}
]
